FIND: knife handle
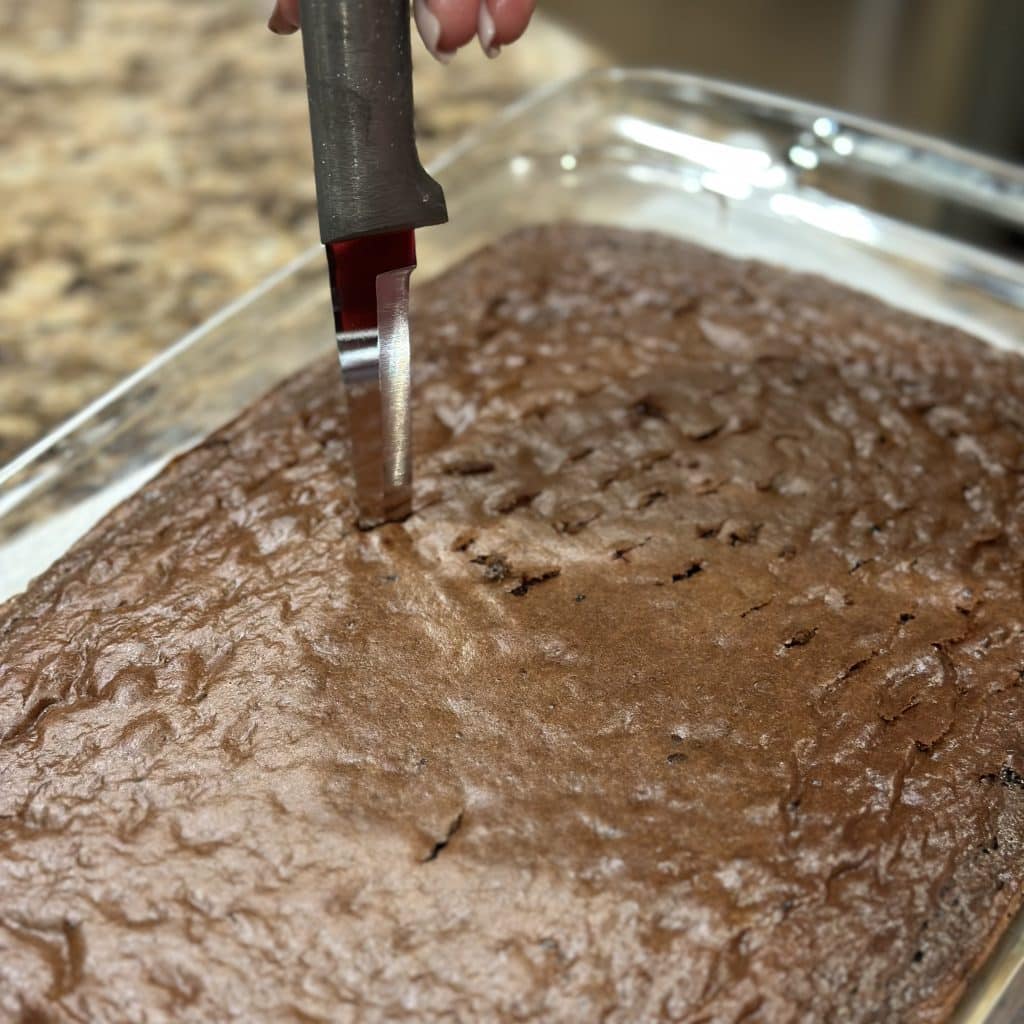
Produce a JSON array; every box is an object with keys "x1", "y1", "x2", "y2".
[{"x1": 299, "y1": 0, "x2": 448, "y2": 243}]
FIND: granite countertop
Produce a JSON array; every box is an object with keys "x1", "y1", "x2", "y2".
[{"x1": 0, "y1": 1, "x2": 602, "y2": 464}]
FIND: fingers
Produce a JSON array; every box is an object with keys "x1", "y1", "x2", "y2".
[
  {"x1": 268, "y1": 0, "x2": 536, "y2": 62},
  {"x1": 421, "y1": 0, "x2": 480, "y2": 53},
  {"x1": 267, "y1": 0, "x2": 300, "y2": 35},
  {"x1": 484, "y1": 0, "x2": 536, "y2": 49},
  {"x1": 419, "y1": 0, "x2": 536, "y2": 61}
]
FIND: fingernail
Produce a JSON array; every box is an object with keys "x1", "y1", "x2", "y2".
[
  {"x1": 478, "y1": 1, "x2": 501, "y2": 58},
  {"x1": 414, "y1": 0, "x2": 455, "y2": 63}
]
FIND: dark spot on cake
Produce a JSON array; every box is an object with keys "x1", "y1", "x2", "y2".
[
  {"x1": 692, "y1": 423, "x2": 724, "y2": 442},
  {"x1": 639, "y1": 490, "x2": 667, "y2": 509},
  {"x1": 1000, "y1": 766, "x2": 1024, "y2": 789},
  {"x1": 667, "y1": 752, "x2": 688, "y2": 765},
  {"x1": 672, "y1": 563, "x2": 704, "y2": 583},
  {"x1": 444, "y1": 460, "x2": 495, "y2": 477},
  {"x1": 474, "y1": 555, "x2": 510, "y2": 582},
  {"x1": 721, "y1": 521, "x2": 762, "y2": 546},
  {"x1": 423, "y1": 812, "x2": 464, "y2": 863},
  {"x1": 672, "y1": 296, "x2": 698, "y2": 318},
  {"x1": 569, "y1": 445, "x2": 594, "y2": 462},
  {"x1": 612, "y1": 537, "x2": 651, "y2": 561},
  {"x1": 451, "y1": 534, "x2": 476, "y2": 553},
  {"x1": 912, "y1": 950, "x2": 924, "y2": 963},
  {"x1": 783, "y1": 628, "x2": 818, "y2": 650},
  {"x1": 741, "y1": 600, "x2": 772, "y2": 619},
  {"x1": 631, "y1": 397, "x2": 666, "y2": 421},
  {"x1": 381, "y1": 574, "x2": 398, "y2": 583},
  {"x1": 510, "y1": 570, "x2": 560, "y2": 597},
  {"x1": 538, "y1": 937, "x2": 567, "y2": 962},
  {"x1": 557, "y1": 508, "x2": 601, "y2": 534},
  {"x1": 899, "y1": 612, "x2": 915, "y2": 624},
  {"x1": 496, "y1": 492, "x2": 538, "y2": 515},
  {"x1": 575, "y1": 594, "x2": 586, "y2": 603}
]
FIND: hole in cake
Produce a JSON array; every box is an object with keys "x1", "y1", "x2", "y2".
[
  {"x1": 510, "y1": 570, "x2": 561, "y2": 597},
  {"x1": 667, "y1": 752, "x2": 688, "y2": 765},
  {"x1": 631, "y1": 397, "x2": 666, "y2": 421},
  {"x1": 783, "y1": 628, "x2": 818, "y2": 650},
  {"x1": 672, "y1": 563, "x2": 704, "y2": 583},
  {"x1": 423, "y1": 811, "x2": 464, "y2": 863},
  {"x1": 912, "y1": 950, "x2": 924, "y2": 963},
  {"x1": 538, "y1": 937, "x2": 566, "y2": 961},
  {"x1": 444, "y1": 460, "x2": 495, "y2": 477},
  {"x1": 723, "y1": 521, "x2": 763, "y2": 546},
  {"x1": 612, "y1": 537, "x2": 651, "y2": 561},
  {"x1": 556, "y1": 508, "x2": 601, "y2": 535},
  {"x1": 472, "y1": 555, "x2": 510, "y2": 582},
  {"x1": 672, "y1": 296, "x2": 698, "y2": 318},
  {"x1": 496, "y1": 492, "x2": 538, "y2": 515},
  {"x1": 692, "y1": 423, "x2": 724, "y2": 442},
  {"x1": 899, "y1": 612, "x2": 915, "y2": 624},
  {"x1": 640, "y1": 490, "x2": 667, "y2": 509}
]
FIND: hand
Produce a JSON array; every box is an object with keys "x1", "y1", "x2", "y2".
[{"x1": 269, "y1": 0, "x2": 536, "y2": 62}]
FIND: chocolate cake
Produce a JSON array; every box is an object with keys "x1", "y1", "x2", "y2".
[{"x1": 1, "y1": 225, "x2": 1022, "y2": 1023}]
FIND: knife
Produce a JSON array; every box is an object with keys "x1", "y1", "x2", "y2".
[{"x1": 299, "y1": 0, "x2": 448, "y2": 527}]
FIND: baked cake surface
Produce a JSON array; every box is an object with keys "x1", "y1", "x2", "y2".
[{"x1": 1, "y1": 225, "x2": 1022, "y2": 1023}]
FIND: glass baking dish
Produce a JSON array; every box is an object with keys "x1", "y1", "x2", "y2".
[{"x1": 1, "y1": 68, "x2": 1022, "y2": 1021}]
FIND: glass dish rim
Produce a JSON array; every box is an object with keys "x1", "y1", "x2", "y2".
[{"x1": 1, "y1": 65, "x2": 1022, "y2": 1024}]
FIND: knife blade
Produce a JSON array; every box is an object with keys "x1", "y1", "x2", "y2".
[
  {"x1": 299, "y1": 0, "x2": 448, "y2": 527},
  {"x1": 327, "y1": 229, "x2": 416, "y2": 526}
]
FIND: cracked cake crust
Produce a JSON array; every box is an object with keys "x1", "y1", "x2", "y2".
[{"x1": 1, "y1": 225, "x2": 1023, "y2": 1022}]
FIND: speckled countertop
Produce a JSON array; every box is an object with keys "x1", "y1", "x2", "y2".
[{"x1": 0, "y1": 1, "x2": 601, "y2": 463}]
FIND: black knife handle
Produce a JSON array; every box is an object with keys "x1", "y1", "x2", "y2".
[{"x1": 299, "y1": 0, "x2": 448, "y2": 243}]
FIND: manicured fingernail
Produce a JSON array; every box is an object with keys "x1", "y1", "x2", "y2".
[
  {"x1": 414, "y1": 0, "x2": 455, "y2": 63},
  {"x1": 478, "y1": 1, "x2": 501, "y2": 58},
  {"x1": 267, "y1": 7, "x2": 296, "y2": 34}
]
